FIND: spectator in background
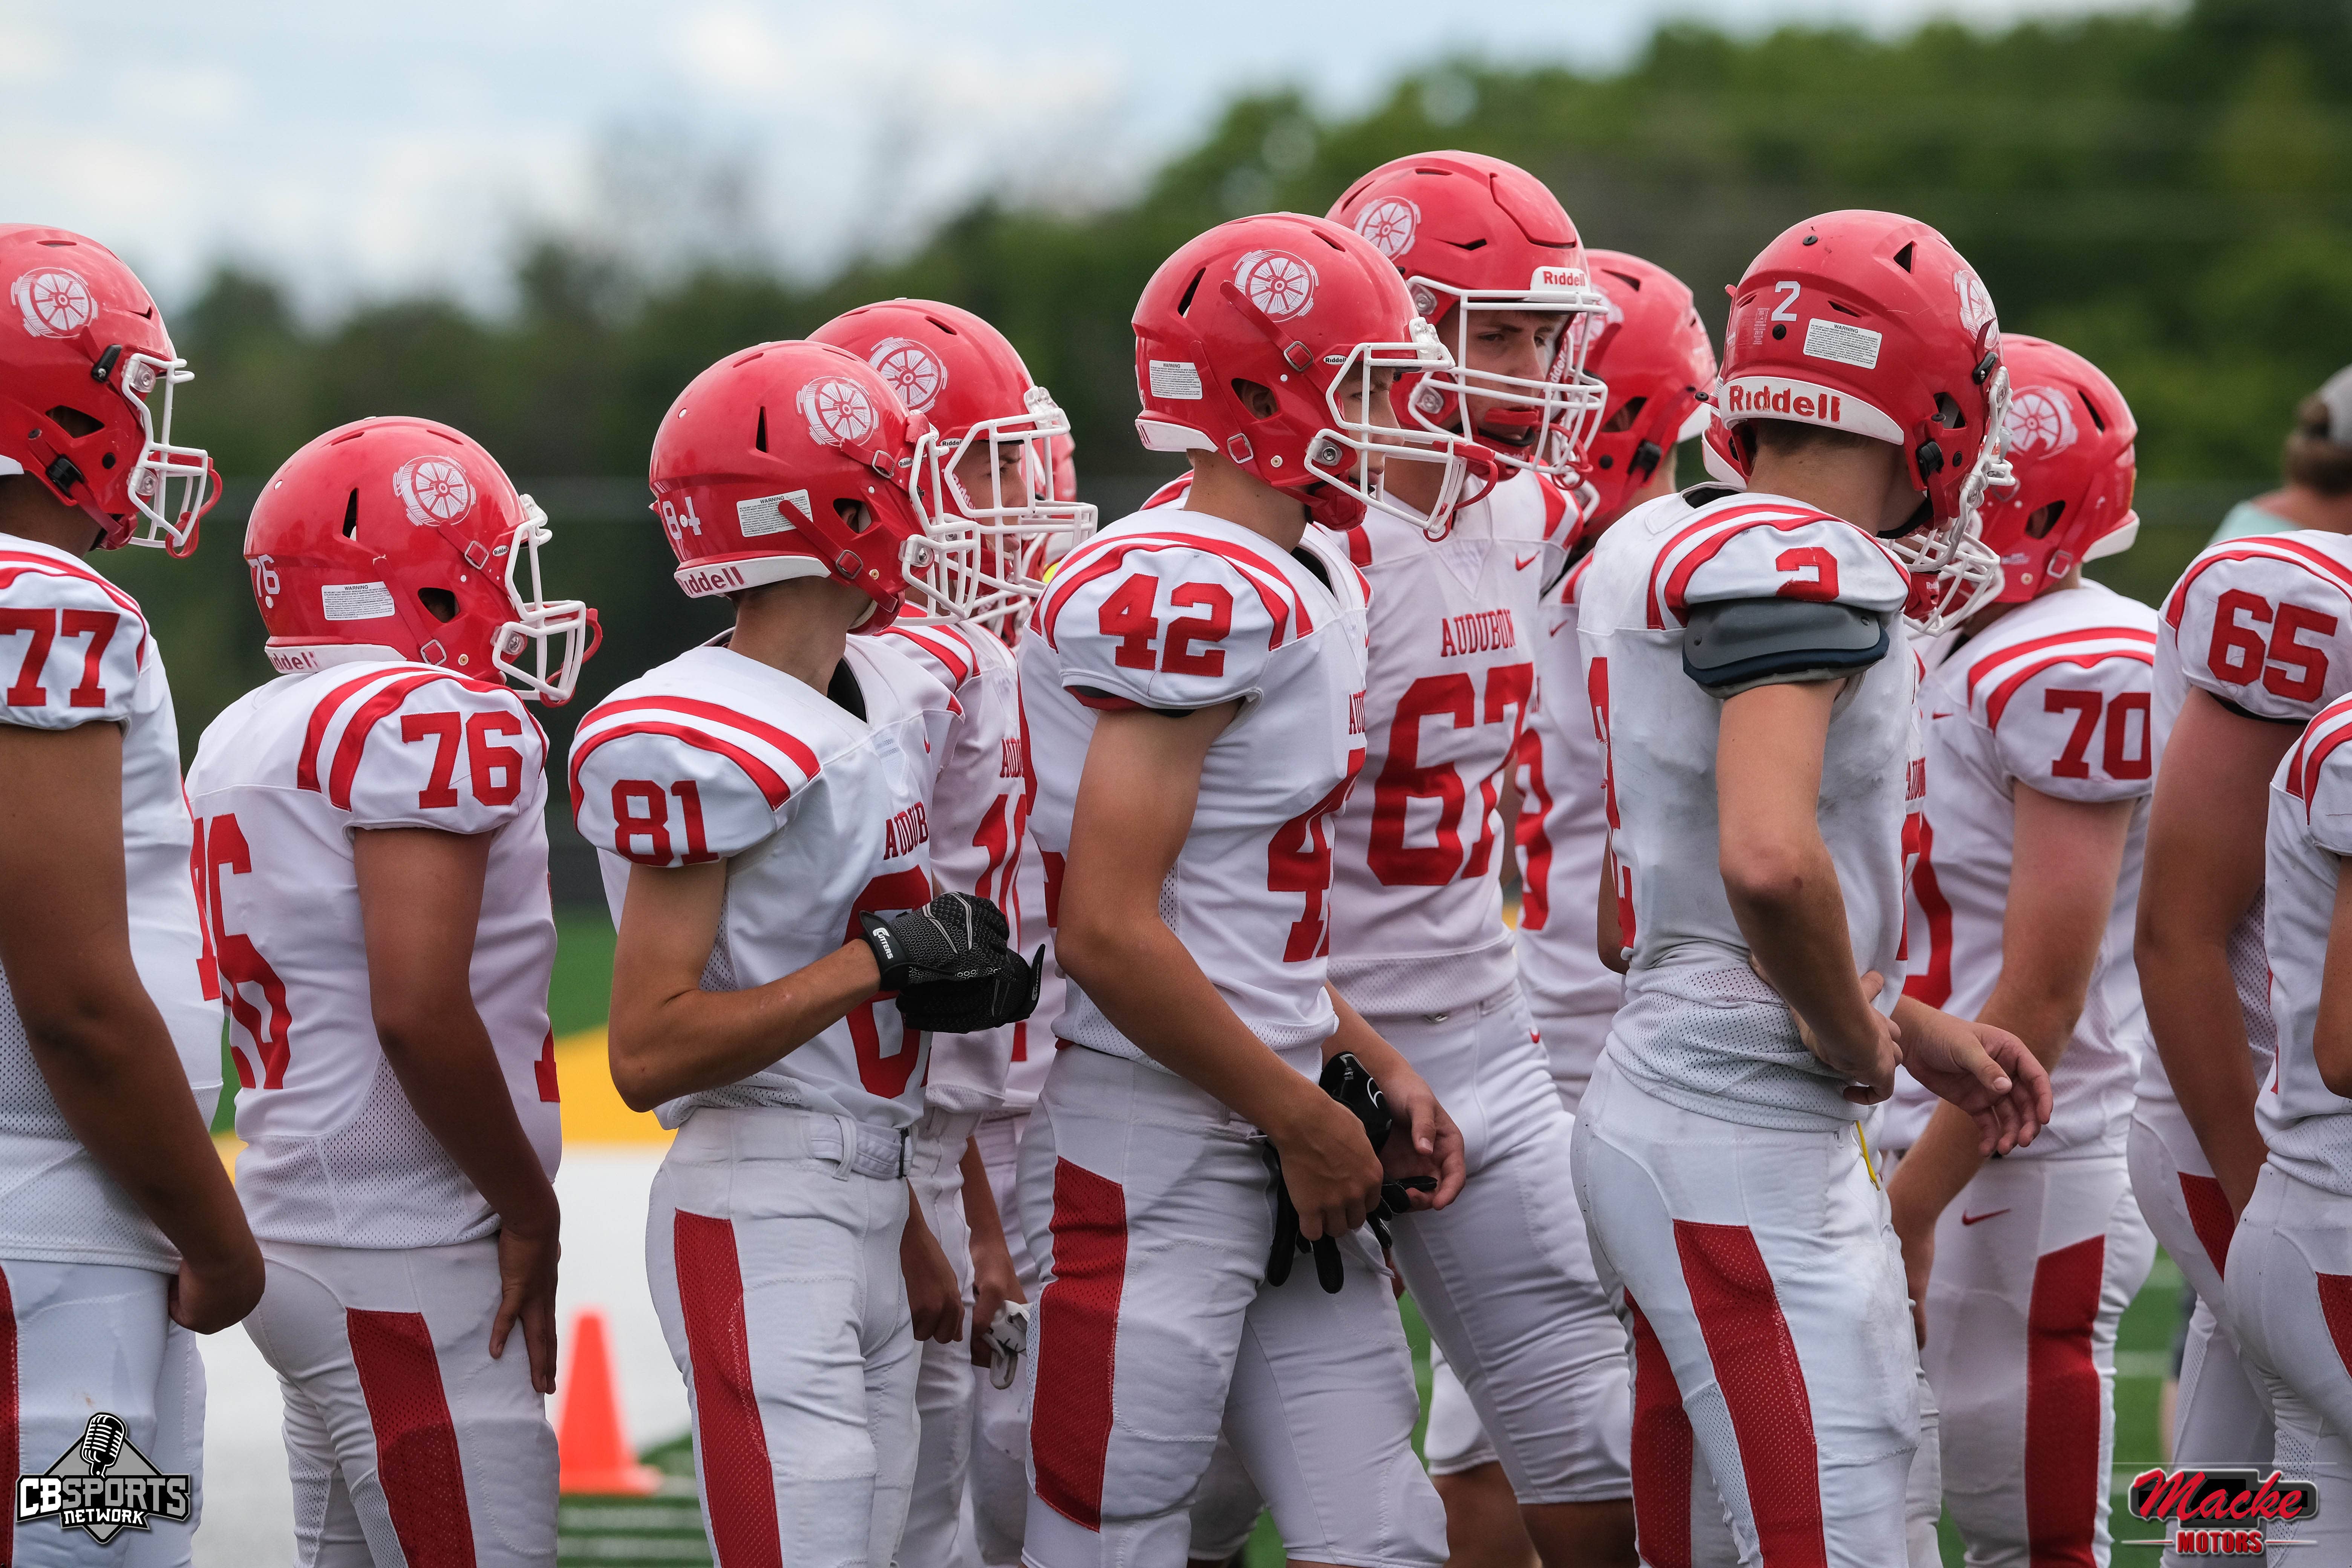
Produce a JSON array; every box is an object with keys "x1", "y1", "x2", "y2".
[{"x1": 2208, "y1": 365, "x2": 2352, "y2": 543}]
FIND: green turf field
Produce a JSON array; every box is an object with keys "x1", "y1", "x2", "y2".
[{"x1": 499, "y1": 914, "x2": 2185, "y2": 1568}]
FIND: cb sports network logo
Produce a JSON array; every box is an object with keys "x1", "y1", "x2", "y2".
[
  {"x1": 2125, "y1": 1465, "x2": 2319, "y2": 1557},
  {"x1": 16, "y1": 1412, "x2": 193, "y2": 1544}
]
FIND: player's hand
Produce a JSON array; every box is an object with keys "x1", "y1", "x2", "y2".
[
  {"x1": 1267, "y1": 1089, "x2": 1384, "y2": 1242},
  {"x1": 901, "y1": 1205, "x2": 964, "y2": 1346},
  {"x1": 1369, "y1": 1062, "x2": 1465, "y2": 1213},
  {"x1": 862, "y1": 893, "x2": 1041, "y2": 1033},
  {"x1": 168, "y1": 1242, "x2": 266, "y2": 1335},
  {"x1": 491, "y1": 1219, "x2": 560, "y2": 1395},
  {"x1": 967, "y1": 1230, "x2": 1026, "y2": 1370},
  {"x1": 1898, "y1": 1006, "x2": 2050, "y2": 1156},
  {"x1": 1752, "y1": 961, "x2": 1900, "y2": 1101}
]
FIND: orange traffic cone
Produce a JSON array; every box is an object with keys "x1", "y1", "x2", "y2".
[{"x1": 556, "y1": 1306, "x2": 662, "y2": 1495}]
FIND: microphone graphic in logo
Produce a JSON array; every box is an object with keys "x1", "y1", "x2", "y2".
[{"x1": 79, "y1": 1412, "x2": 127, "y2": 1475}]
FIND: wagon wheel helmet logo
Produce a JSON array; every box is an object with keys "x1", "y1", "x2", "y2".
[
  {"x1": 1235, "y1": 250, "x2": 1318, "y2": 322},
  {"x1": 866, "y1": 338, "x2": 946, "y2": 413},
  {"x1": 798, "y1": 376, "x2": 877, "y2": 447},
  {"x1": 11, "y1": 267, "x2": 95, "y2": 338},
  {"x1": 393, "y1": 455, "x2": 476, "y2": 528},
  {"x1": 2003, "y1": 385, "x2": 2079, "y2": 458},
  {"x1": 1952, "y1": 266, "x2": 1998, "y2": 338},
  {"x1": 1354, "y1": 198, "x2": 1419, "y2": 260}
]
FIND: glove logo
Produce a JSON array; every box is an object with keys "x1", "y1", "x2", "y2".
[
  {"x1": 393, "y1": 455, "x2": 475, "y2": 528},
  {"x1": 799, "y1": 377, "x2": 877, "y2": 447},
  {"x1": 1353, "y1": 198, "x2": 1419, "y2": 260},
  {"x1": 1235, "y1": 250, "x2": 1317, "y2": 322},
  {"x1": 2003, "y1": 385, "x2": 2079, "y2": 458},
  {"x1": 11, "y1": 267, "x2": 94, "y2": 338},
  {"x1": 866, "y1": 338, "x2": 947, "y2": 413},
  {"x1": 15, "y1": 1412, "x2": 194, "y2": 1544}
]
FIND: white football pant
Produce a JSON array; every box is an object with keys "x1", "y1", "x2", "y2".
[
  {"x1": 1378, "y1": 985, "x2": 1632, "y2": 1508},
  {"x1": 646, "y1": 1107, "x2": 918, "y2": 1568},
  {"x1": 2225, "y1": 1162, "x2": 2352, "y2": 1560},
  {"x1": 1017, "y1": 1045, "x2": 1444, "y2": 1568},
  {"x1": 2, "y1": 1258, "x2": 204, "y2": 1568},
  {"x1": 1572, "y1": 1053, "x2": 1921, "y2": 1568},
  {"x1": 972, "y1": 1108, "x2": 1034, "y2": 1568},
  {"x1": 1914, "y1": 1153, "x2": 2154, "y2": 1567},
  {"x1": 906, "y1": 1106, "x2": 983, "y2": 1568}
]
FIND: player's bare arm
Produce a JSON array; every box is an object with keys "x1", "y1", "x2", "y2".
[
  {"x1": 607, "y1": 858, "x2": 883, "y2": 1112},
  {"x1": 2317, "y1": 864, "x2": 2352, "y2": 1098},
  {"x1": 960, "y1": 1137, "x2": 1024, "y2": 1371},
  {"x1": 1715, "y1": 678, "x2": 1900, "y2": 1093},
  {"x1": 1596, "y1": 841, "x2": 1627, "y2": 974},
  {"x1": 1890, "y1": 789, "x2": 2131, "y2": 1293},
  {"x1": 1321, "y1": 986, "x2": 1465, "y2": 1210},
  {"x1": 1056, "y1": 703, "x2": 1385, "y2": 1241},
  {"x1": 901, "y1": 1185, "x2": 963, "y2": 1345},
  {"x1": 0, "y1": 721, "x2": 264, "y2": 1334},
  {"x1": 356, "y1": 825, "x2": 564, "y2": 1392},
  {"x1": 2136, "y1": 685, "x2": 2295, "y2": 1214}
]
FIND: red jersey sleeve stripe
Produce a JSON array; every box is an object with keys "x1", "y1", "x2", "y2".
[
  {"x1": 883, "y1": 624, "x2": 973, "y2": 686},
  {"x1": 1983, "y1": 648, "x2": 2154, "y2": 729},
  {"x1": 298, "y1": 669, "x2": 418, "y2": 794},
  {"x1": 1039, "y1": 535, "x2": 1304, "y2": 651},
  {"x1": 2165, "y1": 539, "x2": 2352, "y2": 629},
  {"x1": 2289, "y1": 702, "x2": 2352, "y2": 814},
  {"x1": 325, "y1": 672, "x2": 468, "y2": 810},
  {"x1": 1963, "y1": 627, "x2": 2158, "y2": 701},
  {"x1": 584, "y1": 696, "x2": 821, "y2": 778},
  {"x1": 0, "y1": 554, "x2": 151, "y2": 666},
  {"x1": 1645, "y1": 505, "x2": 1855, "y2": 628},
  {"x1": 567, "y1": 720, "x2": 794, "y2": 820}
]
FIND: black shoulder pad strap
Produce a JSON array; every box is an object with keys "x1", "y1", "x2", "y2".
[
  {"x1": 1681, "y1": 597, "x2": 1890, "y2": 697},
  {"x1": 1678, "y1": 482, "x2": 1744, "y2": 509}
]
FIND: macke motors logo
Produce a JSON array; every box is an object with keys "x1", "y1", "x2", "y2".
[{"x1": 2126, "y1": 1467, "x2": 2319, "y2": 1556}]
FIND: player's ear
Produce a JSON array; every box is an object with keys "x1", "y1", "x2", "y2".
[{"x1": 1231, "y1": 380, "x2": 1279, "y2": 419}]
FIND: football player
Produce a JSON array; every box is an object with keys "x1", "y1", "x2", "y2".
[
  {"x1": 809, "y1": 297, "x2": 1095, "y2": 1567},
  {"x1": 572, "y1": 340, "x2": 1036, "y2": 1565},
  {"x1": 192, "y1": 418, "x2": 595, "y2": 1563},
  {"x1": 2229, "y1": 681, "x2": 2352, "y2": 1551},
  {"x1": 1568, "y1": 211, "x2": 2049, "y2": 1564},
  {"x1": 1428, "y1": 248, "x2": 1717, "y2": 1568},
  {"x1": 1319, "y1": 153, "x2": 1635, "y2": 1568},
  {"x1": 2133, "y1": 484, "x2": 2352, "y2": 1498},
  {"x1": 1875, "y1": 338, "x2": 2156, "y2": 1564},
  {"x1": 1015, "y1": 212, "x2": 1465, "y2": 1568},
  {"x1": 0, "y1": 225, "x2": 257, "y2": 1568}
]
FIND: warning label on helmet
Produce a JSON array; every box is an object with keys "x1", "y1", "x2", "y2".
[
  {"x1": 1148, "y1": 361, "x2": 1204, "y2": 400},
  {"x1": 320, "y1": 582, "x2": 395, "y2": 622},
  {"x1": 1803, "y1": 318, "x2": 1882, "y2": 371}
]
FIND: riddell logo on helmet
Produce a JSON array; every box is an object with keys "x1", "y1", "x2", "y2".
[
  {"x1": 1724, "y1": 382, "x2": 1845, "y2": 423},
  {"x1": 11, "y1": 267, "x2": 94, "y2": 338},
  {"x1": 677, "y1": 562, "x2": 748, "y2": 596},
  {"x1": 1530, "y1": 265, "x2": 1587, "y2": 292}
]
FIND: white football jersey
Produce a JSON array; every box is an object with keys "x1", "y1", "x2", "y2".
[
  {"x1": 571, "y1": 637, "x2": 953, "y2": 1130},
  {"x1": 1321, "y1": 470, "x2": 1574, "y2": 1018},
  {"x1": 1021, "y1": 508, "x2": 1369, "y2": 1074},
  {"x1": 2136, "y1": 530, "x2": 2352, "y2": 1125},
  {"x1": 2264, "y1": 696, "x2": 2352, "y2": 1195},
  {"x1": 1880, "y1": 583, "x2": 2157, "y2": 1157},
  {"x1": 1578, "y1": 488, "x2": 1917, "y2": 1130},
  {"x1": 862, "y1": 622, "x2": 1025, "y2": 1114},
  {"x1": 1512, "y1": 550, "x2": 1623, "y2": 1094},
  {"x1": 189, "y1": 662, "x2": 558, "y2": 1249},
  {"x1": 0, "y1": 538, "x2": 216, "y2": 1272}
]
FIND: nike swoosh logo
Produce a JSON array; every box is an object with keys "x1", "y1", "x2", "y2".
[{"x1": 1959, "y1": 1208, "x2": 2011, "y2": 1226}]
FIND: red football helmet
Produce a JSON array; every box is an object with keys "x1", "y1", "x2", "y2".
[
  {"x1": 1715, "y1": 210, "x2": 2011, "y2": 629},
  {"x1": 1132, "y1": 212, "x2": 1470, "y2": 532},
  {"x1": 1329, "y1": 153, "x2": 1610, "y2": 482},
  {"x1": 809, "y1": 300, "x2": 1096, "y2": 628},
  {"x1": 650, "y1": 341, "x2": 936, "y2": 631},
  {"x1": 245, "y1": 418, "x2": 599, "y2": 701},
  {"x1": 1576, "y1": 251, "x2": 1719, "y2": 528},
  {"x1": 0, "y1": 226, "x2": 217, "y2": 554},
  {"x1": 1976, "y1": 335, "x2": 2138, "y2": 602}
]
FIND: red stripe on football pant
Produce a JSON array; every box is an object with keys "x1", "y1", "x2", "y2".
[
  {"x1": 2178, "y1": 1173, "x2": 2236, "y2": 1279},
  {"x1": 567, "y1": 721, "x2": 795, "y2": 822},
  {"x1": 1672, "y1": 1219, "x2": 1829, "y2": 1568},
  {"x1": 2317, "y1": 1273, "x2": 2352, "y2": 1380},
  {"x1": 2024, "y1": 1235, "x2": 2107, "y2": 1568},
  {"x1": 346, "y1": 1308, "x2": 478, "y2": 1568},
  {"x1": 1626, "y1": 1291, "x2": 1694, "y2": 1568},
  {"x1": 1032, "y1": 1157, "x2": 1127, "y2": 1531},
  {"x1": 674, "y1": 1211, "x2": 784, "y2": 1568}
]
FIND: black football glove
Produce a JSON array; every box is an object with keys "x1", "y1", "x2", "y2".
[
  {"x1": 1263, "y1": 1052, "x2": 1436, "y2": 1293},
  {"x1": 858, "y1": 891, "x2": 1043, "y2": 1034}
]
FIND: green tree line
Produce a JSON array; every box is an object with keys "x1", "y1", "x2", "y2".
[{"x1": 100, "y1": 0, "x2": 2352, "y2": 763}]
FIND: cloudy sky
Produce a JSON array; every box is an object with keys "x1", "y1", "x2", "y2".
[{"x1": 2, "y1": 0, "x2": 2154, "y2": 312}]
